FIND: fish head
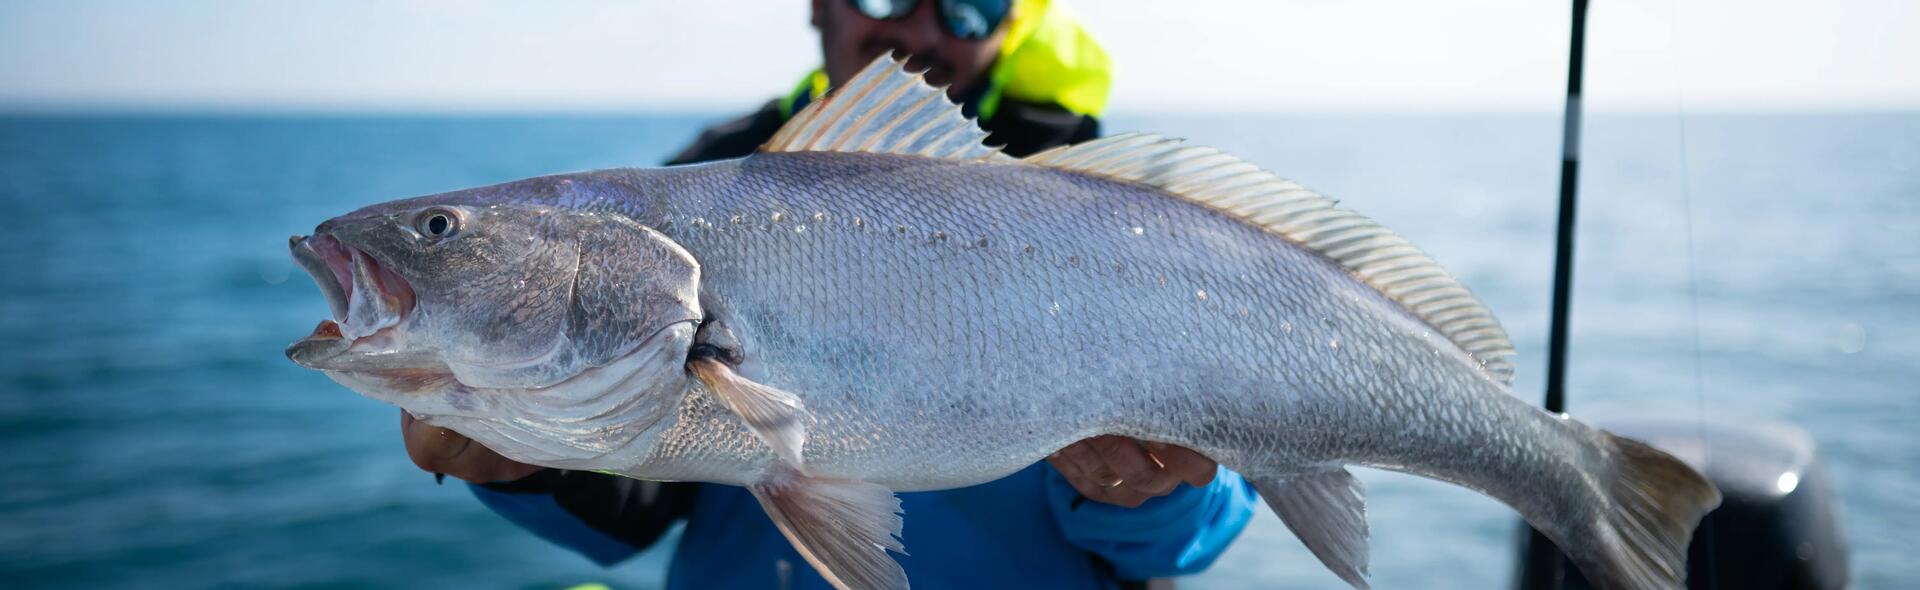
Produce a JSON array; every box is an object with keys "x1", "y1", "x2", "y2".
[{"x1": 287, "y1": 183, "x2": 703, "y2": 465}]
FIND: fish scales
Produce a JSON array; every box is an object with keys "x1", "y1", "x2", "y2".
[{"x1": 613, "y1": 152, "x2": 1514, "y2": 493}]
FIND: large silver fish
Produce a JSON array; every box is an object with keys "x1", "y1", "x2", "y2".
[{"x1": 286, "y1": 56, "x2": 1718, "y2": 590}]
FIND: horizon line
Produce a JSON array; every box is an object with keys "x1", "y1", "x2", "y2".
[{"x1": 3, "y1": 103, "x2": 1914, "y2": 119}]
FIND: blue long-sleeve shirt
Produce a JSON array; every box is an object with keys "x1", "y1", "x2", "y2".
[{"x1": 471, "y1": 462, "x2": 1256, "y2": 589}]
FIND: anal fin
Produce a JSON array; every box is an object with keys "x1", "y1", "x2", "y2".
[
  {"x1": 689, "y1": 357, "x2": 809, "y2": 467},
  {"x1": 1252, "y1": 468, "x2": 1371, "y2": 589},
  {"x1": 750, "y1": 469, "x2": 908, "y2": 590}
]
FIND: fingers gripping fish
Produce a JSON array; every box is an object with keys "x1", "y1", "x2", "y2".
[{"x1": 286, "y1": 55, "x2": 1719, "y2": 590}]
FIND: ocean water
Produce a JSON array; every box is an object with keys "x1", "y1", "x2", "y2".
[{"x1": 1, "y1": 112, "x2": 1913, "y2": 589}]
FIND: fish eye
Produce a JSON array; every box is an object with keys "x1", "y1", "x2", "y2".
[{"x1": 414, "y1": 208, "x2": 460, "y2": 239}]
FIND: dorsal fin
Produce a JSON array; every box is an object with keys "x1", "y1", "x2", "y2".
[
  {"x1": 1026, "y1": 133, "x2": 1518, "y2": 384},
  {"x1": 762, "y1": 54, "x2": 1009, "y2": 162}
]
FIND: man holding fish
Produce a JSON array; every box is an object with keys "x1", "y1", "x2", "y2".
[
  {"x1": 287, "y1": 0, "x2": 1718, "y2": 588},
  {"x1": 395, "y1": 1, "x2": 1260, "y2": 588}
]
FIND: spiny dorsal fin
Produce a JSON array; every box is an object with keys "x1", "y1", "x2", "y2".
[
  {"x1": 1026, "y1": 133, "x2": 1518, "y2": 384},
  {"x1": 762, "y1": 54, "x2": 1010, "y2": 162}
]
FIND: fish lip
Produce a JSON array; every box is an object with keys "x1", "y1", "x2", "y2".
[{"x1": 286, "y1": 233, "x2": 421, "y2": 369}]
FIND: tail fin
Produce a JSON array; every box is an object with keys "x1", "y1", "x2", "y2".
[{"x1": 1568, "y1": 432, "x2": 1722, "y2": 590}]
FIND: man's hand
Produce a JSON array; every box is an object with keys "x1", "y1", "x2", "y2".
[
  {"x1": 1047, "y1": 435, "x2": 1218, "y2": 508},
  {"x1": 401, "y1": 410, "x2": 543, "y2": 484}
]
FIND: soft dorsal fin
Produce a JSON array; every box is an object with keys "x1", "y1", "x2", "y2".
[
  {"x1": 1026, "y1": 133, "x2": 1518, "y2": 384},
  {"x1": 762, "y1": 54, "x2": 1009, "y2": 162}
]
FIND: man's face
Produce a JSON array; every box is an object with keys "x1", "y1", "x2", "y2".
[{"x1": 812, "y1": 0, "x2": 1007, "y2": 100}]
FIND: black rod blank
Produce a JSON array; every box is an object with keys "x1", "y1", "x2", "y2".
[{"x1": 1544, "y1": 0, "x2": 1589, "y2": 416}]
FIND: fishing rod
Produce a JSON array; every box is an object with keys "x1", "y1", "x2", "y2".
[
  {"x1": 1545, "y1": 0, "x2": 1587, "y2": 417},
  {"x1": 1520, "y1": 0, "x2": 1587, "y2": 588}
]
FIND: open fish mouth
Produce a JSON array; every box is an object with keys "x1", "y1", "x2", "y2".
[{"x1": 286, "y1": 233, "x2": 419, "y2": 369}]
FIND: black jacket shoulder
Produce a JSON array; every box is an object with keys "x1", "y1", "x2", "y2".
[
  {"x1": 663, "y1": 101, "x2": 790, "y2": 165},
  {"x1": 983, "y1": 99, "x2": 1102, "y2": 158}
]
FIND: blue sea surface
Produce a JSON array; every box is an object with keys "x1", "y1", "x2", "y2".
[{"x1": 1, "y1": 112, "x2": 1913, "y2": 589}]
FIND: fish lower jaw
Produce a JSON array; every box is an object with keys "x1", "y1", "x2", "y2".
[{"x1": 286, "y1": 318, "x2": 419, "y2": 370}]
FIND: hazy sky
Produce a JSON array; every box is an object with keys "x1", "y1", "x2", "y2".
[{"x1": 0, "y1": 0, "x2": 1913, "y2": 113}]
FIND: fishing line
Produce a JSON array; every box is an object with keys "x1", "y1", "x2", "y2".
[{"x1": 1665, "y1": 0, "x2": 1718, "y2": 585}]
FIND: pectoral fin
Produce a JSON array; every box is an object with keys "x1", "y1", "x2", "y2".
[
  {"x1": 750, "y1": 469, "x2": 908, "y2": 590},
  {"x1": 688, "y1": 357, "x2": 808, "y2": 467},
  {"x1": 1252, "y1": 468, "x2": 1371, "y2": 589}
]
